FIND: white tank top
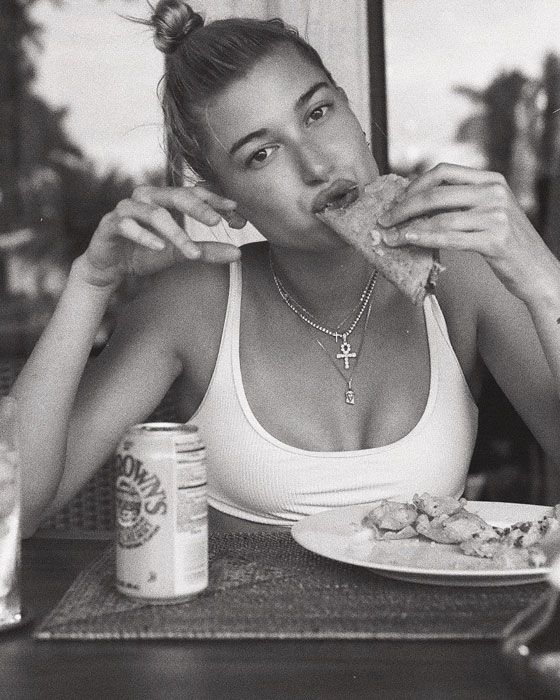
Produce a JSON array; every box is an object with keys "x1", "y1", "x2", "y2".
[{"x1": 188, "y1": 261, "x2": 478, "y2": 525}]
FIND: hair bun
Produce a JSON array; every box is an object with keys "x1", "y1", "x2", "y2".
[{"x1": 151, "y1": 0, "x2": 204, "y2": 54}]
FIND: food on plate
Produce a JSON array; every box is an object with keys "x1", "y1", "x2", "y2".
[
  {"x1": 412, "y1": 493, "x2": 467, "y2": 518},
  {"x1": 316, "y1": 174, "x2": 444, "y2": 305},
  {"x1": 459, "y1": 538, "x2": 547, "y2": 568},
  {"x1": 360, "y1": 492, "x2": 560, "y2": 569},
  {"x1": 499, "y1": 515, "x2": 560, "y2": 548},
  {"x1": 363, "y1": 524, "x2": 417, "y2": 541},
  {"x1": 360, "y1": 499, "x2": 418, "y2": 540},
  {"x1": 361, "y1": 499, "x2": 417, "y2": 531},
  {"x1": 415, "y1": 509, "x2": 496, "y2": 545}
]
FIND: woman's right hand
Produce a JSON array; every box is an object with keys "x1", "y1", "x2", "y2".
[{"x1": 75, "y1": 184, "x2": 243, "y2": 286}]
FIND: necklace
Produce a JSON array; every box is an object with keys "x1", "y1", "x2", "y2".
[
  {"x1": 316, "y1": 299, "x2": 373, "y2": 405},
  {"x1": 269, "y1": 251, "x2": 378, "y2": 404},
  {"x1": 269, "y1": 253, "x2": 378, "y2": 372}
]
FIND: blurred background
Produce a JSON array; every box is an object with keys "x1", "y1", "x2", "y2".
[{"x1": 2, "y1": 0, "x2": 560, "y2": 504}]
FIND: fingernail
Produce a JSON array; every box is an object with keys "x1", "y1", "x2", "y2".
[
  {"x1": 377, "y1": 214, "x2": 392, "y2": 227},
  {"x1": 382, "y1": 230, "x2": 399, "y2": 246},
  {"x1": 405, "y1": 231, "x2": 419, "y2": 242},
  {"x1": 227, "y1": 213, "x2": 247, "y2": 229}
]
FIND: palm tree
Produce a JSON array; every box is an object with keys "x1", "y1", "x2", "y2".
[{"x1": 454, "y1": 70, "x2": 528, "y2": 183}]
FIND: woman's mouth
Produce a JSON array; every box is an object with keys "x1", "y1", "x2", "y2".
[
  {"x1": 311, "y1": 179, "x2": 359, "y2": 213},
  {"x1": 324, "y1": 187, "x2": 359, "y2": 210}
]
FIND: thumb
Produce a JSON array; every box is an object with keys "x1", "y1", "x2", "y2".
[{"x1": 381, "y1": 226, "x2": 407, "y2": 247}]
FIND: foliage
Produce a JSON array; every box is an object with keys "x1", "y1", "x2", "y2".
[
  {"x1": 1, "y1": 0, "x2": 157, "y2": 263},
  {"x1": 454, "y1": 70, "x2": 527, "y2": 180},
  {"x1": 454, "y1": 53, "x2": 560, "y2": 229}
]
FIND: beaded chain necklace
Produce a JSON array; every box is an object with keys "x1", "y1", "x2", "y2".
[{"x1": 269, "y1": 252, "x2": 378, "y2": 404}]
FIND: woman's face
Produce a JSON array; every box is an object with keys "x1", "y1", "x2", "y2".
[{"x1": 203, "y1": 44, "x2": 379, "y2": 251}]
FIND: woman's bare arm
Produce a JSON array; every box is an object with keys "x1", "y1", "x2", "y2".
[
  {"x1": 379, "y1": 163, "x2": 560, "y2": 463},
  {"x1": 12, "y1": 261, "x2": 183, "y2": 536},
  {"x1": 444, "y1": 250, "x2": 560, "y2": 464},
  {"x1": 11, "y1": 260, "x2": 118, "y2": 533},
  {"x1": 11, "y1": 184, "x2": 240, "y2": 536}
]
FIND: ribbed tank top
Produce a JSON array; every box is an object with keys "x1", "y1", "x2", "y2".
[{"x1": 188, "y1": 261, "x2": 478, "y2": 525}]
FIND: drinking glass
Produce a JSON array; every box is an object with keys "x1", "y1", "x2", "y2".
[{"x1": 0, "y1": 396, "x2": 22, "y2": 630}]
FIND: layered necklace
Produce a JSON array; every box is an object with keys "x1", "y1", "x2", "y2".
[{"x1": 269, "y1": 251, "x2": 378, "y2": 405}]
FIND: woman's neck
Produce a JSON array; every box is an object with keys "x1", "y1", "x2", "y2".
[{"x1": 267, "y1": 243, "x2": 377, "y2": 328}]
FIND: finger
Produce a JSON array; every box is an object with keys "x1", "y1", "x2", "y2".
[
  {"x1": 191, "y1": 188, "x2": 247, "y2": 228},
  {"x1": 388, "y1": 209, "x2": 494, "y2": 238},
  {"x1": 133, "y1": 185, "x2": 238, "y2": 225},
  {"x1": 382, "y1": 209, "x2": 502, "y2": 250},
  {"x1": 379, "y1": 184, "x2": 507, "y2": 228},
  {"x1": 405, "y1": 163, "x2": 505, "y2": 197},
  {"x1": 196, "y1": 241, "x2": 241, "y2": 263},
  {"x1": 134, "y1": 187, "x2": 221, "y2": 226},
  {"x1": 389, "y1": 228, "x2": 480, "y2": 251},
  {"x1": 221, "y1": 211, "x2": 247, "y2": 229},
  {"x1": 383, "y1": 226, "x2": 489, "y2": 253},
  {"x1": 191, "y1": 184, "x2": 238, "y2": 212},
  {"x1": 116, "y1": 201, "x2": 201, "y2": 258},
  {"x1": 118, "y1": 218, "x2": 167, "y2": 251}
]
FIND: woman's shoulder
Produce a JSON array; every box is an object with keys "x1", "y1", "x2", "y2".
[
  {"x1": 435, "y1": 248, "x2": 489, "y2": 320},
  {"x1": 432, "y1": 250, "x2": 483, "y2": 374},
  {"x1": 114, "y1": 258, "x2": 232, "y2": 343}
]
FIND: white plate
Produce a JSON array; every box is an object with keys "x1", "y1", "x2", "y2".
[{"x1": 291, "y1": 501, "x2": 553, "y2": 586}]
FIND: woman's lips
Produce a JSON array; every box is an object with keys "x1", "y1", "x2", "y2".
[
  {"x1": 324, "y1": 187, "x2": 360, "y2": 210},
  {"x1": 311, "y1": 179, "x2": 359, "y2": 213}
]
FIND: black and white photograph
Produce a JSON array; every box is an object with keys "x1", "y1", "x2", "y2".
[{"x1": 3, "y1": 1, "x2": 560, "y2": 698}]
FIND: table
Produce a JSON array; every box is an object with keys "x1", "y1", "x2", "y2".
[{"x1": 0, "y1": 530, "x2": 531, "y2": 700}]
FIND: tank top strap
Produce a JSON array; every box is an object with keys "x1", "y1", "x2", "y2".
[
  {"x1": 424, "y1": 292, "x2": 453, "y2": 351},
  {"x1": 424, "y1": 292, "x2": 474, "y2": 399},
  {"x1": 222, "y1": 260, "x2": 242, "y2": 359}
]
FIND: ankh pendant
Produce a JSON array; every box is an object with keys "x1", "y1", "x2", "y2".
[{"x1": 336, "y1": 334, "x2": 357, "y2": 370}]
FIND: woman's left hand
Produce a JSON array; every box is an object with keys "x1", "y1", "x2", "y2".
[{"x1": 378, "y1": 163, "x2": 558, "y2": 304}]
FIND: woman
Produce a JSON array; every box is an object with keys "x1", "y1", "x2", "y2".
[{"x1": 13, "y1": 0, "x2": 560, "y2": 535}]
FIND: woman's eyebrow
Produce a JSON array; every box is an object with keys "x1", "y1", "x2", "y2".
[
  {"x1": 229, "y1": 128, "x2": 269, "y2": 156},
  {"x1": 295, "y1": 81, "x2": 331, "y2": 110},
  {"x1": 228, "y1": 81, "x2": 331, "y2": 156}
]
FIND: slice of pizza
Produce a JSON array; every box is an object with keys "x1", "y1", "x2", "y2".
[{"x1": 317, "y1": 174, "x2": 444, "y2": 305}]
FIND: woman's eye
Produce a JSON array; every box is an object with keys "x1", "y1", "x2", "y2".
[
  {"x1": 307, "y1": 104, "x2": 330, "y2": 124},
  {"x1": 247, "y1": 146, "x2": 275, "y2": 167}
]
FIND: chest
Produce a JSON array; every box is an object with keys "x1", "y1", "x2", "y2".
[
  {"x1": 238, "y1": 282, "x2": 436, "y2": 452},
  {"x1": 176, "y1": 263, "x2": 480, "y2": 451}
]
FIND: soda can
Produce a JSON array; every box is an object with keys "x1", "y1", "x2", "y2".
[{"x1": 115, "y1": 422, "x2": 208, "y2": 603}]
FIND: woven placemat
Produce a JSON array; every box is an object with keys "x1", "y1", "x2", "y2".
[{"x1": 33, "y1": 530, "x2": 547, "y2": 640}]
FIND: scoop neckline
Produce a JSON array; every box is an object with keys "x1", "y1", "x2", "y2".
[{"x1": 231, "y1": 261, "x2": 439, "y2": 458}]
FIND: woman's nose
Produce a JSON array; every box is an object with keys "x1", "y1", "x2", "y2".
[{"x1": 295, "y1": 139, "x2": 333, "y2": 184}]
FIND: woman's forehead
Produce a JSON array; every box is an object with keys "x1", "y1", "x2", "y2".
[{"x1": 204, "y1": 45, "x2": 331, "y2": 149}]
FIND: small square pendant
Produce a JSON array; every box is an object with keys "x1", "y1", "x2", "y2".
[{"x1": 345, "y1": 389, "x2": 355, "y2": 405}]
